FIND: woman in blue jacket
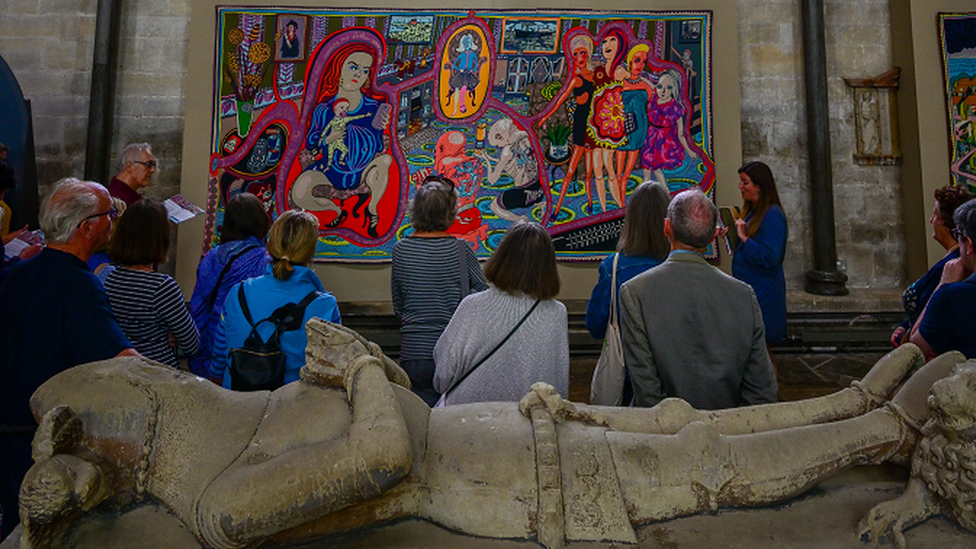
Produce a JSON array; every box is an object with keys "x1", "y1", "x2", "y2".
[
  {"x1": 188, "y1": 193, "x2": 271, "y2": 379},
  {"x1": 212, "y1": 210, "x2": 341, "y2": 388},
  {"x1": 732, "y1": 161, "x2": 788, "y2": 345}
]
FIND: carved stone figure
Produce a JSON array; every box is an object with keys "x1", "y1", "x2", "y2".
[
  {"x1": 6, "y1": 320, "x2": 976, "y2": 549},
  {"x1": 859, "y1": 359, "x2": 976, "y2": 548}
]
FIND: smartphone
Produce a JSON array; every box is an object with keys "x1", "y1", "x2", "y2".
[{"x1": 719, "y1": 206, "x2": 740, "y2": 254}]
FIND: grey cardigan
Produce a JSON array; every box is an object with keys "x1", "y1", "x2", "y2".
[{"x1": 433, "y1": 287, "x2": 569, "y2": 405}]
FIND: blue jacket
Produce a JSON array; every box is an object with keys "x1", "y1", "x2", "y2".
[
  {"x1": 585, "y1": 252, "x2": 664, "y2": 340},
  {"x1": 188, "y1": 237, "x2": 270, "y2": 377},
  {"x1": 211, "y1": 265, "x2": 341, "y2": 388},
  {"x1": 732, "y1": 205, "x2": 788, "y2": 344}
]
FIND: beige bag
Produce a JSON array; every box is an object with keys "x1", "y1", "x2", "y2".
[{"x1": 589, "y1": 254, "x2": 626, "y2": 406}]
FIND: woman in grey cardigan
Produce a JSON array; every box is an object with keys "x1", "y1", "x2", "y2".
[{"x1": 433, "y1": 222, "x2": 569, "y2": 405}]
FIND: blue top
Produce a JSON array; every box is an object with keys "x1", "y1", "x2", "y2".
[
  {"x1": 918, "y1": 271, "x2": 976, "y2": 358},
  {"x1": 0, "y1": 248, "x2": 130, "y2": 426},
  {"x1": 899, "y1": 248, "x2": 959, "y2": 331},
  {"x1": 211, "y1": 265, "x2": 341, "y2": 388},
  {"x1": 585, "y1": 252, "x2": 664, "y2": 340},
  {"x1": 188, "y1": 237, "x2": 270, "y2": 377},
  {"x1": 731, "y1": 205, "x2": 788, "y2": 344}
]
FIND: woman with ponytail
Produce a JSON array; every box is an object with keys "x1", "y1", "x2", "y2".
[{"x1": 210, "y1": 210, "x2": 341, "y2": 388}]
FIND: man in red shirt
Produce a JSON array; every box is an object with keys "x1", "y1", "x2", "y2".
[{"x1": 107, "y1": 143, "x2": 156, "y2": 206}]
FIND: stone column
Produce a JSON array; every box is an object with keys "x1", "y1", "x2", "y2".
[
  {"x1": 801, "y1": 0, "x2": 848, "y2": 295},
  {"x1": 84, "y1": 0, "x2": 122, "y2": 184}
]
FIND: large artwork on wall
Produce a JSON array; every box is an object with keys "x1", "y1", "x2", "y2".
[
  {"x1": 940, "y1": 13, "x2": 976, "y2": 191},
  {"x1": 207, "y1": 9, "x2": 714, "y2": 262}
]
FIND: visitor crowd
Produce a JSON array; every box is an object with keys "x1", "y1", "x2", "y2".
[{"x1": 1, "y1": 143, "x2": 975, "y2": 541}]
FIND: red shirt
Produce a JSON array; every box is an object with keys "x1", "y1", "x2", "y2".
[{"x1": 107, "y1": 177, "x2": 141, "y2": 207}]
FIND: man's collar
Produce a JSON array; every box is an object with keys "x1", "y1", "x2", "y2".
[{"x1": 666, "y1": 249, "x2": 709, "y2": 264}]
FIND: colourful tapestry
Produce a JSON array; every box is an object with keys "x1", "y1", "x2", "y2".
[
  {"x1": 940, "y1": 13, "x2": 976, "y2": 192},
  {"x1": 207, "y1": 9, "x2": 714, "y2": 261}
]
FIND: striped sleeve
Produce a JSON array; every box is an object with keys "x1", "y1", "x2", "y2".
[{"x1": 154, "y1": 275, "x2": 200, "y2": 358}]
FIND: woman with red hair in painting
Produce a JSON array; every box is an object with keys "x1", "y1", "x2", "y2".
[{"x1": 291, "y1": 38, "x2": 392, "y2": 238}]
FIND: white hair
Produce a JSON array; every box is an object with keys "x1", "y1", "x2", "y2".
[
  {"x1": 39, "y1": 178, "x2": 106, "y2": 244},
  {"x1": 115, "y1": 143, "x2": 152, "y2": 175}
]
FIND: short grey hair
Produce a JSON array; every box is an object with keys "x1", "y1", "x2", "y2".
[
  {"x1": 39, "y1": 178, "x2": 105, "y2": 244},
  {"x1": 115, "y1": 143, "x2": 152, "y2": 175},
  {"x1": 954, "y1": 198, "x2": 976, "y2": 243},
  {"x1": 667, "y1": 187, "x2": 718, "y2": 249}
]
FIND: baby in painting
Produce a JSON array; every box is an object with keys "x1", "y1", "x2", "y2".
[{"x1": 320, "y1": 98, "x2": 370, "y2": 171}]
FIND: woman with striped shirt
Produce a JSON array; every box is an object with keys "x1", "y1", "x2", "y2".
[
  {"x1": 103, "y1": 200, "x2": 199, "y2": 367},
  {"x1": 392, "y1": 177, "x2": 488, "y2": 405}
]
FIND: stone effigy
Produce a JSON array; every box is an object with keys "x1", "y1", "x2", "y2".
[{"x1": 6, "y1": 320, "x2": 976, "y2": 549}]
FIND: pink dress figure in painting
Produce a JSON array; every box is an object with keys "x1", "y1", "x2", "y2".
[{"x1": 640, "y1": 68, "x2": 698, "y2": 188}]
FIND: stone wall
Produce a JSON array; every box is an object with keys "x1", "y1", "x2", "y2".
[
  {"x1": 738, "y1": 0, "x2": 904, "y2": 289},
  {"x1": 0, "y1": 0, "x2": 907, "y2": 289},
  {"x1": 0, "y1": 0, "x2": 189, "y2": 201}
]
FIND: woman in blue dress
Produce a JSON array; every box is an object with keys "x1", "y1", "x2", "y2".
[
  {"x1": 731, "y1": 161, "x2": 788, "y2": 345},
  {"x1": 290, "y1": 36, "x2": 392, "y2": 238}
]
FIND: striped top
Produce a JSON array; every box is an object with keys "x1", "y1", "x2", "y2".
[
  {"x1": 103, "y1": 267, "x2": 199, "y2": 367},
  {"x1": 391, "y1": 236, "x2": 488, "y2": 361}
]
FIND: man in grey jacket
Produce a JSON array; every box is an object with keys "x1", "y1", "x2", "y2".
[{"x1": 619, "y1": 186, "x2": 777, "y2": 409}]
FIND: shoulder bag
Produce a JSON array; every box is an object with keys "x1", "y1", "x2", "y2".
[
  {"x1": 436, "y1": 298, "x2": 541, "y2": 407},
  {"x1": 590, "y1": 254, "x2": 626, "y2": 406}
]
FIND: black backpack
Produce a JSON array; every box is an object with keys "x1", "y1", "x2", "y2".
[{"x1": 229, "y1": 285, "x2": 320, "y2": 391}]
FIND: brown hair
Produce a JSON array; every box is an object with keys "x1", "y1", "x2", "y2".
[
  {"x1": 934, "y1": 185, "x2": 975, "y2": 231},
  {"x1": 221, "y1": 192, "x2": 271, "y2": 243},
  {"x1": 617, "y1": 183, "x2": 670, "y2": 260},
  {"x1": 266, "y1": 210, "x2": 318, "y2": 280},
  {"x1": 110, "y1": 199, "x2": 169, "y2": 266},
  {"x1": 411, "y1": 176, "x2": 456, "y2": 232},
  {"x1": 738, "y1": 161, "x2": 784, "y2": 238},
  {"x1": 484, "y1": 222, "x2": 560, "y2": 300}
]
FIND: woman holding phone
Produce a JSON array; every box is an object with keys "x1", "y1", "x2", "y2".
[{"x1": 731, "y1": 161, "x2": 788, "y2": 345}]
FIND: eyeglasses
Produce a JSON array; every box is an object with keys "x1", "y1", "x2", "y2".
[
  {"x1": 133, "y1": 160, "x2": 157, "y2": 169},
  {"x1": 951, "y1": 227, "x2": 969, "y2": 242},
  {"x1": 77, "y1": 207, "x2": 120, "y2": 228}
]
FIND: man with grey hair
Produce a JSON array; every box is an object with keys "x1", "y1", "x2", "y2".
[
  {"x1": 911, "y1": 197, "x2": 976, "y2": 359},
  {"x1": 107, "y1": 142, "x2": 156, "y2": 206},
  {"x1": 0, "y1": 178, "x2": 138, "y2": 539},
  {"x1": 619, "y1": 187, "x2": 778, "y2": 410}
]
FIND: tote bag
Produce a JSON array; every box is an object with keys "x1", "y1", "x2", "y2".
[{"x1": 590, "y1": 254, "x2": 626, "y2": 406}]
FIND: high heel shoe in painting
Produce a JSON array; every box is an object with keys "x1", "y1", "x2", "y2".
[
  {"x1": 325, "y1": 209, "x2": 348, "y2": 229},
  {"x1": 364, "y1": 210, "x2": 379, "y2": 238}
]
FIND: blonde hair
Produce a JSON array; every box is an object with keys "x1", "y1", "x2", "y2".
[
  {"x1": 266, "y1": 210, "x2": 318, "y2": 280},
  {"x1": 626, "y1": 43, "x2": 649, "y2": 72}
]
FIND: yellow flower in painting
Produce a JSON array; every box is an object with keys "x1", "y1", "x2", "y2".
[
  {"x1": 243, "y1": 74, "x2": 263, "y2": 88},
  {"x1": 596, "y1": 87, "x2": 625, "y2": 136},
  {"x1": 249, "y1": 42, "x2": 271, "y2": 64},
  {"x1": 228, "y1": 29, "x2": 245, "y2": 45}
]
